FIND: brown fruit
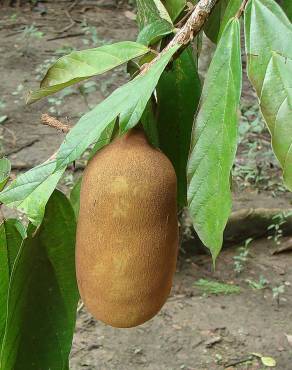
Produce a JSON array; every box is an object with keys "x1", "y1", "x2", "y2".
[{"x1": 76, "y1": 128, "x2": 178, "y2": 328}]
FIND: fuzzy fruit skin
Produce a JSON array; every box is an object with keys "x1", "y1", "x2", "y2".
[{"x1": 76, "y1": 128, "x2": 178, "y2": 328}]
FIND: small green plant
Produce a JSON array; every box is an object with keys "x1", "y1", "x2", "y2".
[
  {"x1": 47, "y1": 87, "x2": 76, "y2": 115},
  {"x1": 195, "y1": 279, "x2": 241, "y2": 295},
  {"x1": 272, "y1": 284, "x2": 285, "y2": 307},
  {"x1": 81, "y1": 20, "x2": 103, "y2": 46},
  {"x1": 233, "y1": 238, "x2": 253, "y2": 274},
  {"x1": 35, "y1": 57, "x2": 57, "y2": 81},
  {"x1": 246, "y1": 275, "x2": 268, "y2": 290},
  {"x1": 233, "y1": 100, "x2": 282, "y2": 191},
  {"x1": 21, "y1": 24, "x2": 44, "y2": 39},
  {"x1": 54, "y1": 45, "x2": 76, "y2": 56},
  {"x1": 10, "y1": 13, "x2": 18, "y2": 21},
  {"x1": 267, "y1": 211, "x2": 292, "y2": 245},
  {"x1": 20, "y1": 24, "x2": 44, "y2": 54}
]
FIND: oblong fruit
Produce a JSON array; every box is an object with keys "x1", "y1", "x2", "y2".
[{"x1": 76, "y1": 128, "x2": 178, "y2": 328}]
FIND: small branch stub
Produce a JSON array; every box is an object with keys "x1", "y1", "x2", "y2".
[{"x1": 41, "y1": 114, "x2": 71, "y2": 133}]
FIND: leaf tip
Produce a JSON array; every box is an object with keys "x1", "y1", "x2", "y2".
[{"x1": 25, "y1": 91, "x2": 35, "y2": 105}]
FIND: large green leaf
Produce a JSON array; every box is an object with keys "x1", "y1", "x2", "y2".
[
  {"x1": 0, "y1": 158, "x2": 11, "y2": 192},
  {"x1": 157, "y1": 46, "x2": 201, "y2": 208},
  {"x1": 0, "y1": 159, "x2": 65, "y2": 225},
  {"x1": 0, "y1": 220, "x2": 25, "y2": 347},
  {"x1": 55, "y1": 46, "x2": 180, "y2": 170},
  {"x1": 0, "y1": 191, "x2": 78, "y2": 370},
  {"x1": 136, "y1": 0, "x2": 174, "y2": 45},
  {"x1": 245, "y1": 0, "x2": 292, "y2": 190},
  {"x1": 281, "y1": 0, "x2": 292, "y2": 21},
  {"x1": 27, "y1": 42, "x2": 149, "y2": 104},
  {"x1": 187, "y1": 19, "x2": 242, "y2": 260}
]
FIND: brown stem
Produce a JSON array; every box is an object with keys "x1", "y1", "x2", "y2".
[
  {"x1": 235, "y1": 0, "x2": 249, "y2": 19},
  {"x1": 41, "y1": 114, "x2": 71, "y2": 133},
  {"x1": 175, "y1": 3, "x2": 197, "y2": 28},
  {"x1": 141, "y1": 0, "x2": 219, "y2": 74}
]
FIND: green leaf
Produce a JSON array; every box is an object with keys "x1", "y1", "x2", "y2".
[
  {"x1": 137, "y1": 19, "x2": 174, "y2": 46},
  {"x1": 137, "y1": 0, "x2": 173, "y2": 29},
  {"x1": 187, "y1": 19, "x2": 242, "y2": 261},
  {"x1": 136, "y1": 0, "x2": 174, "y2": 46},
  {"x1": 261, "y1": 356, "x2": 276, "y2": 367},
  {"x1": 204, "y1": 0, "x2": 241, "y2": 43},
  {"x1": 204, "y1": 0, "x2": 229, "y2": 43},
  {"x1": 55, "y1": 45, "x2": 180, "y2": 170},
  {"x1": 245, "y1": 0, "x2": 291, "y2": 93},
  {"x1": 218, "y1": 0, "x2": 241, "y2": 40},
  {"x1": 245, "y1": 0, "x2": 292, "y2": 190},
  {"x1": 281, "y1": 0, "x2": 292, "y2": 21},
  {"x1": 0, "y1": 219, "x2": 25, "y2": 347},
  {"x1": 162, "y1": 0, "x2": 186, "y2": 21},
  {"x1": 261, "y1": 54, "x2": 292, "y2": 189},
  {"x1": 0, "y1": 158, "x2": 11, "y2": 192},
  {"x1": 27, "y1": 41, "x2": 149, "y2": 104},
  {"x1": 0, "y1": 191, "x2": 79, "y2": 370},
  {"x1": 70, "y1": 177, "x2": 82, "y2": 219},
  {"x1": 141, "y1": 100, "x2": 160, "y2": 148},
  {"x1": 157, "y1": 46, "x2": 201, "y2": 208},
  {"x1": 0, "y1": 159, "x2": 65, "y2": 225},
  {"x1": 252, "y1": 353, "x2": 277, "y2": 367}
]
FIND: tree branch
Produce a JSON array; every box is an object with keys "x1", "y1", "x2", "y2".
[
  {"x1": 170, "y1": 0, "x2": 219, "y2": 46},
  {"x1": 141, "y1": 0, "x2": 219, "y2": 74}
]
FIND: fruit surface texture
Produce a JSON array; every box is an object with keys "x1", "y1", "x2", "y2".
[{"x1": 76, "y1": 128, "x2": 178, "y2": 328}]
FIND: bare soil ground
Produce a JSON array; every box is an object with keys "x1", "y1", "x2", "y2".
[{"x1": 0, "y1": 2, "x2": 292, "y2": 369}]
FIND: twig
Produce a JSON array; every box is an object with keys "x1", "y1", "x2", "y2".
[
  {"x1": 225, "y1": 355, "x2": 254, "y2": 368},
  {"x1": 11, "y1": 162, "x2": 35, "y2": 170},
  {"x1": 0, "y1": 22, "x2": 27, "y2": 30},
  {"x1": 56, "y1": 10, "x2": 75, "y2": 34},
  {"x1": 6, "y1": 138, "x2": 39, "y2": 155},
  {"x1": 41, "y1": 114, "x2": 71, "y2": 133},
  {"x1": 1, "y1": 126, "x2": 17, "y2": 147},
  {"x1": 47, "y1": 32, "x2": 85, "y2": 41},
  {"x1": 69, "y1": 0, "x2": 79, "y2": 11},
  {"x1": 77, "y1": 301, "x2": 84, "y2": 313},
  {"x1": 235, "y1": 0, "x2": 249, "y2": 18},
  {"x1": 141, "y1": 0, "x2": 219, "y2": 75}
]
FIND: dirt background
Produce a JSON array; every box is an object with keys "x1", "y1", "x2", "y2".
[{"x1": 0, "y1": 1, "x2": 292, "y2": 369}]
